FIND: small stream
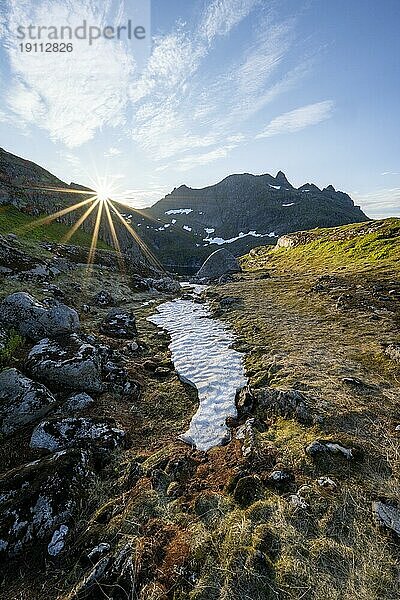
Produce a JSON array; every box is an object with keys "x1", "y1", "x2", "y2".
[{"x1": 147, "y1": 286, "x2": 247, "y2": 452}]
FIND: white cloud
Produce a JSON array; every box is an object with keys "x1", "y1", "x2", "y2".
[
  {"x1": 105, "y1": 147, "x2": 122, "y2": 157},
  {"x1": 352, "y1": 188, "x2": 400, "y2": 219},
  {"x1": 381, "y1": 171, "x2": 400, "y2": 176},
  {"x1": 3, "y1": 0, "x2": 135, "y2": 147},
  {"x1": 0, "y1": 0, "x2": 324, "y2": 180},
  {"x1": 200, "y1": 0, "x2": 259, "y2": 43},
  {"x1": 128, "y1": 6, "x2": 308, "y2": 172},
  {"x1": 256, "y1": 100, "x2": 334, "y2": 138}
]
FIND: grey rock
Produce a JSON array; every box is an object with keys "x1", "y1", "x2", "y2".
[
  {"x1": 26, "y1": 334, "x2": 103, "y2": 393},
  {"x1": 93, "y1": 290, "x2": 115, "y2": 307},
  {"x1": 289, "y1": 494, "x2": 309, "y2": 510},
  {"x1": 88, "y1": 542, "x2": 111, "y2": 563},
  {"x1": 100, "y1": 308, "x2": 137, "y2": 339},
  {"x1": 30, "y1": 417, "x2": 126, "y2": 452},
  {"x1": 0, "y1": 449, "x2": 95, "y2": 557},
  {"x1": 235, "y1": 418, "x2": 259, "y2": 458},
  {"x1": 0, "y1": 368, "x2": 57, "y2": 435},
  {"x1": 372, "y1": 501, "x2": 400, "y2": 536},
  {"x1": 47, "y1": 524, "x2": 69, "y2": 556},
  {"x1": 67, "y1": 541, "x2": 135, "y2": 599},
  {"x1": 0, "y1": 324, "x2": 7, "y2": 352},
  {"x1": 145, "y1": 276, "x2": 181, "y2": 294},
  {"x1": 196, "y1": 249, "x2": 241, "y2": 280},
  {"x1": 220, "y1": 296, "x2": 241, "y2": 309},
  {"x1": 317, "y1": 476, "x2": 337, "y2": 490},
  {"x1": 0, "y1": 292, "x2": 79, "y2": 341},
  {"x1": 61, "y1": 393, "x2": 94, "y2": 413},
  {"x1": 306, "y1": 440, "x2": 355, "y2": 460}
]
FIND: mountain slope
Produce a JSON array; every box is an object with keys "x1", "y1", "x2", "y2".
[
  {"x1": 241, "y1": 217, "x2": 400, "y2": 274},
  {"x1": 0, "y1": 147, "x2": 202, "y2": 270},
  {"x1": 0, "y1": 148, "x2": 370, "y2": 273},
  {"x1": 145, "y1": 171, "x2": 369, "y2": 261}
]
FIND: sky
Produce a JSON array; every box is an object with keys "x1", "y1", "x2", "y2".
[{"x1": 0, "y1": 0, "x2": 399, "y2": 218}]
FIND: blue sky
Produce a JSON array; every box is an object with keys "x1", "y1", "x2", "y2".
[{"x1": 0, "y1": 0, "x2": 399, "y2": 217}]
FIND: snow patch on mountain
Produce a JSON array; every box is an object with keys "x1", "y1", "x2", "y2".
[{"x1": 165, "y1": 208, "x2": 193, "y2": 215}]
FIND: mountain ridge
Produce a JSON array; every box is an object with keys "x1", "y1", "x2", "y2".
[{"x1": 0, "y1": 147, "x2": 370, "y2": 272}]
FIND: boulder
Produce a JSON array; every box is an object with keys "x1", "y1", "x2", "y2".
[
  {"x1": 145, "y1": 277, "x2": 182, "y2": 294},
  {"x1": 196, "y1": 249, "x2": 241, "y2": 280},
  {"x1": 372, "y1": 501, "x2": 400, "y2": 536},
  {"x1": 30, "y1": 417, "x2": 126, "y2": 452},
  {"x1": 0, "y1": 449, "x2": 95, "y2": 557},
  {"x1": 100, "y1": 309, "x2": 137, "y2": 339},
  {"x1": 26, "y1": 334, "x2": 103, "y2": 393},
  {"x1": 60, "y1": 393, "x2": 95, "y2": 413},
  {"x1": 0, "y1": 368, "x2": 57, "y2": 435},
  {"x1": 0, "y1": 292, "x2": 79, "y2": 341},
  {"x1": 65, "y1": 541, "x2": 135, "y2": 599}
]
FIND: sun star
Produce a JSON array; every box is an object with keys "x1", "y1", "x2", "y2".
[{"x1": 17, "y1": 175, "x2": 164, "y2": 272}]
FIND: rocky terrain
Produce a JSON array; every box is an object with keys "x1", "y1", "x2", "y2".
[{"x1": 0, "y1": 216, "x2": 399, "y2": 599}]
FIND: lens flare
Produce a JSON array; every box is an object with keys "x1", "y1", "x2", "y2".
[{"x1": 18, "y1": 175, "x2": 164, "y2": 273}]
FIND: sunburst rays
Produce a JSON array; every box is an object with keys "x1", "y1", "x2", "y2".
[{"x1": 18, "y1": 178, "x2": 164, "y2": 273}]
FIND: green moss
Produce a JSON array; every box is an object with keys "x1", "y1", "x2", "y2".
[
  {"x1": 241, "y1": 218, "x2": 400, "y2": 274},
  {"x1": 0, "y1": 205, "x2": 110, "y2": 249},
  {"x1": 0, "y1": 329, "x2": 23, "y2": 368}
]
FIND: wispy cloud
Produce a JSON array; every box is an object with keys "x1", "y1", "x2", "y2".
[
  {"x1": 200, "y1": 0, "x2": 260, "y2": 43},
  {"x1": 105, "y1": 147, "x2": 123, "y2": 158},
  {"x1": 129, "y1": 5, "x2": 311, "y2": 172},
  {"x1": 3, "y1": 0, "x2": 135, "y2": 147},
  {"x1": 256, "y1": 100, "x2": 334, "y2": 138},
  {"x1": 0, "y1": 0, "x2": 327, "y2": 178},
  {"x1": 381, "y1": 171, "x2": 400, "y2": 176},
  {"x1": 353, "y1": 188, "x2": 400, "y2": 218}
]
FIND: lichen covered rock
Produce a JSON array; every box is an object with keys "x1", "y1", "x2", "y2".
[
  {"x1": 30, "y1": 417, "x2": 126, "y2": 452},
  {"x1": 0, "y1": 292, "x2": 79, "y2": 341},
  {"x1": 0, "y1": 449, "x2": 95, "y2": 557},
  {"x1": 0, "y1": 368, "x2": 57, "y2": 435},
  {"x1": 26, "y1": 334, "x2": 103, "y2": 393},
  {"x1": 100, "y1": 308, "x2": 137, "y2": 339}
]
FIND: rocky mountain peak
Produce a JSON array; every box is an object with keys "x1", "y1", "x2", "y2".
[{"x1": 275, "y1": 170, "x2": 291, "y2": 186}]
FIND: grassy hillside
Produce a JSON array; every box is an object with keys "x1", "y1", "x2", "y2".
[
  {"x1": 241, "y1": 218, "x2": 400, "y2": 274},
  {"x1": 0, "y1": 205, "x2": 110, "y2": 249}
]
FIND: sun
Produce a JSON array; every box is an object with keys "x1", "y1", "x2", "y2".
[
  {"x1": 96, "y1": 188, "x2": 111, "y2": 202},
  {"x1": 16, "y1": 173, "x2": 165, "y2": 273}
]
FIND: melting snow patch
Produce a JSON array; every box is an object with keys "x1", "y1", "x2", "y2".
[
  {"x1": 165, "y1": 208, "x2": 193, "y2": 215},
  {"x1": 204, "y1": 228, "x2": 215, "y2": 234},
  {"x1": 171, "y1": 219, "x2": 177, "y2": 224},
  {"x1": 269, "y1": 185, "x2": 281, "y2": 190},
  {"x1": 148, "y1": 299, "x2": 247, "y2": 451},
  {"x1": 282, "y1": 203, "x2": 295, "y2": 207},
  {"x1": 183, "y1": 225, "x2": 192, "y2": 232},
  {"x1": 204, "y1": 231, "x2": 278, "y2": 245}
]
